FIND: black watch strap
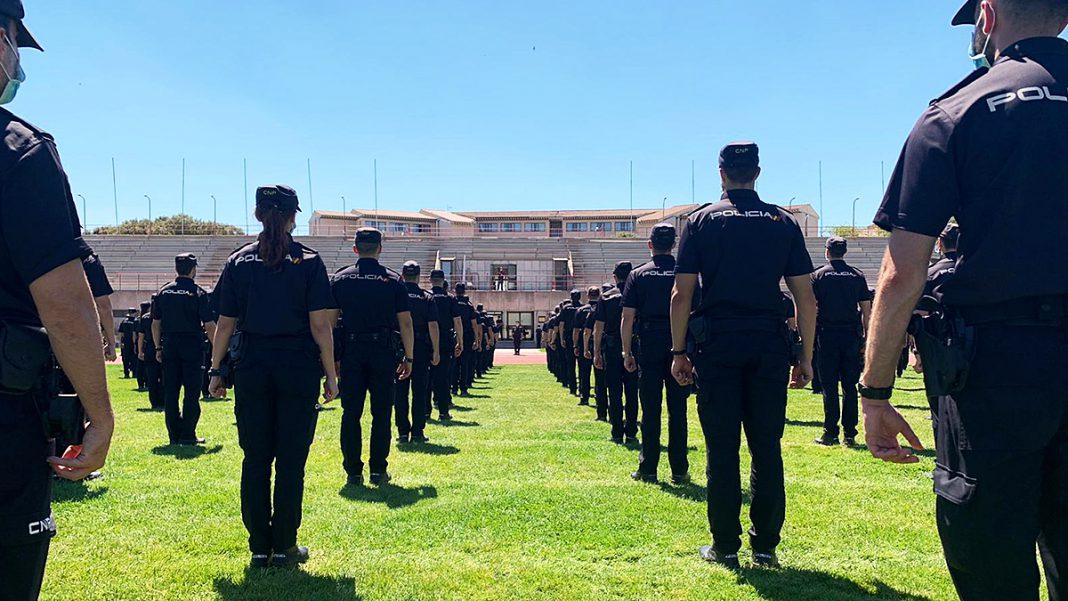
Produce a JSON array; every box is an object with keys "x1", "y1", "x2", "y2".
[
  {"x1": 858, "y1": 383, "x2": 893, "y2": 400},
  {"x1": 207, "y1": 369, "x2": 222, "y2": 378},
  {"x1": 671, "y1": 349, "x2": 687, "y2": 356}
]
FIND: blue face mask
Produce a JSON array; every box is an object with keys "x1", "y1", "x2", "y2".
[
  {"x1": 0, "y1": 33, "x2": 24, "y2": 105},
  {"x1": 969, "y1": 9, "x2": 994, "y2": 70}
]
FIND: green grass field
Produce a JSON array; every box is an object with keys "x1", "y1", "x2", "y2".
[{"x1": 42, "y1": 362, "x2": 957, "y2": 600}]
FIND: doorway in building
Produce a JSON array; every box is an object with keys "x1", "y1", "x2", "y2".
[
  {"x1": 549, "y1": 220, "x2": 563, "y2": 238},
  {"x1": 506, "y1": 311, "x2": 534, "y2": 344}
]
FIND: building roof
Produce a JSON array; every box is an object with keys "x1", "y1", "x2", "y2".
[
  {"x1": 419, "y1": 209, "x2": 475, "y2": 224},
  {"x1": 456, "y1": 209, "x2": 655, "y2": 221},
  {"x1": 635, "y1": 204, "x2": 700, "y2": 224}
]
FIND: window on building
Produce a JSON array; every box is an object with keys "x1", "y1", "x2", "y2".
[
  {"x1": 591, "y1": 222, "x2": 611, "y2": 232},
  {"x1": 565, "y1": 222, "x2": 588, "y2": 232},
  {"x1": 524, "y1": 222, "x2": 546, "y2": 232},
  {"x1": 615, "y1": 221, "x2": 634, "y2": 232},
  {"x1": 388, "y1": 222, "x2": 407, "y2": 234},
  {"x1": 500, "y1": 222, "x2": 520, "y2": 232},
  {"x1": 478, "y1": 222, "x2": 499, "y2": 232}
]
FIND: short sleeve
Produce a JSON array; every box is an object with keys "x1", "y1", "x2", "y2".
[
  {"x1": 1, "y1": 142, "x2": 91, "y2": 285},
  {"x1": 594, "y1": 300, "x2": 607, "y2": 322},
  {"x1": 426, "y1": 296, "x2": 439, "y2": 322},
  {"x1": 450, "y1": 299, "x2": 461, "y2": 318},
  {"x1": 393, "y1": 280, "x2": 410, "y2": 312},
  {"x1": 675, "y1": 217, "x2": 702, "y2": 275},
  {"x1": 150, "y1": 296, "x2": 162, "y2": 320},
  {"x1": 784, "y1": 224, "x2": 814, "y2": 278},
  {"x1": 216, "y1": 263, "x2": 239, "y2": 318},
  {"x1": 198, "y1": 291, "x2": 214, "y2": 323},
  {"x1": 83, "y1": 255, "x2": 114, "y2": 298},
  {"x1": 621, "y1": 273, "x2": 639, "y2": 309},
  {"x1": 305, "y1": 257, "x2": 334, "y2": 312},
  {"x1": 857, "y1": 276, "x2": 874, "y2": 302},
  {"x1": 873, "y1": 106, "x2": 958, "y2": 237}
]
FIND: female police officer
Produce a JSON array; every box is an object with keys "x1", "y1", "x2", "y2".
[{"x1": 208, "y1": 184, "x2": 337, "y2": 569}]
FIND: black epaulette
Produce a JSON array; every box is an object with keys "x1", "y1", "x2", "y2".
[
  {"x1": 931, "y1": 67, "x2": 988, "y2": 105},
  {"x1": 228, "y1": 241, "x2": 257, "y2": 260},
  {"x1": 294, "y1": 242, "x2": 320, "y2": 260},
  {"x1": 686, "y1": 203, "x2": 713, "y2": 217}
]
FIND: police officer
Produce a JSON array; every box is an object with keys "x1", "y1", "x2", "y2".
[
  {"x1": 429, "y1": 269, "x2": 462, "y2": 420},
  {"x1": 208, "y1": 184, "x2": 337, "y2": 568},
  {"x1": 332, "y1": 228, "x2": 414, "y2": 486},
  {"x1": 475, "y1": 304, "x2": 489, "y2": 378},
  {"x1": 0, "y1": 3, "x2": 115, "y2": 594},
  {"x1": 394, "y1": 261, "x2": 440, "y2": 444},
  {"x1": 594, "y1": 262, "x2": 640, "y2": 444},
  {"x1": 119, "y1": 308, "x2": 140, "y2": 379},
  {"x1": 138, "y1": 297, "x2": 164, "y2": 411},
  {"x1": 669, "y1": 142, "x2": 816, "y2": 569},
  {"x1": 622, "y1": 224, "x2": 691, "y2": 484},
  {"x1": 861, "y1": 4, "x2": 1068, "y2": 598},
  {"x1": 574, "y1": 288, "x2": 597, "y2": 408},
  {"x1": 810, "y1": 237, "x2": 872, "y2": 447},
  {"x1": 558, "y1": 290, "x2": 583, "y2": 400},
  {"x1": 152, "y1": 254, "x2": 217, "y2": 446},
  {"x1": 452, "y1": 283, "x2": 479, "y2": 396}
]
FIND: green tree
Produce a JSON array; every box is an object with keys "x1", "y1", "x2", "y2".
[{"x1": 92, "y1": 214, "x2": 244, "y2": 235}]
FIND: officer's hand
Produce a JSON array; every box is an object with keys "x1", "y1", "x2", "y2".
[
  {"x1": 155, "y1": 350, "x2": 163, "y2": 363},
  {"x1": 790, "y1": 361, "x2": 813, "y2": 389},
  {"x1": 397, "y1": 360, "x2": 413, "y2": 381},
  {"x1": 454, "y1": 344, "x2": 463, "y2": 358},
  {"x1": 624, "y1": 356, "x2": 637, "y2": 373},
  {"x1": 208, "y1": 375, "x2": 228, "y2": 399},
  {"x1": 584, "y1": 350, "x2": 592, "y2": 360},
  {"x1": 104, "y1": 344, "x2": 117, "y2": 362},
  {"x1": 322, "y1": 375, "x2": 339, "y2": 403},
  {"x1": 432, "y1": 351, "x2": 441, "y2": 367},
  {"x1": 671, "y1": 355, "x2": 693, "y2": 386},
  {"x1": 573, "y1": 347, "x2": 581, "y2": 358},
  {"x1": 138, "y1": 352, "x2": 145, "y2": 361},
  {"x1": 48, "y1": 420, "x2": 114, "y2": 481},
  {"x1": 862, "y1": 398, "x2": 924, "y2": 464},
  {"x1": 594, "y1": 354, "x2": 604, "y2": 370}
]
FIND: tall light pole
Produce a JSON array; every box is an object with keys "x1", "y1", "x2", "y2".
[
  {"x1": 662, "y1": 196, "x2": 667, "y2": 220},
  {"x1": 629, "y1": 161, "x2": 634, "y2": 231},
  {"x1": 341, "y1": 195, "x2": 346, "y2": 213},
  {"x1": 306, "y1": 158, "x2": 314, "y2": 216},
  {"x1": 211, "y1": 195, "x2": 217, "y2": 234},
  {"x1": 144, "y1": 195, "x2": 152, "y2": 235},
  {"x1": 851, "y1": 196, "x2": 861, "y2": 237},
  {"x1": 818, "y1": 161, "x2": 824, "y2": 236},
  {"x1": 181, "y1": 158, "x2": 186, "y2": 216},
  {"x1": 76, "y1": 194, "x2": 87, "y2": 233},
  {"x1": 111, "y1": 157, "x2": 119, "y2": 226},
  {"x1": 787, "y1": 196, "x2": 796, "y2": 210},
  {"x1": 373, "y1": 159, "x2": 379, "y2": 222},
  {"x1": 243, "y1": 158, "x2": 249, "y2": 234}
]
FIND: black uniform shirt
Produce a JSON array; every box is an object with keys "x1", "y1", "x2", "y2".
[
  {"x1": 215, "y1": 239, "x2": 333, "y2": 337},
  {"x1": 330, "y1": 258, "x2": 409, "y2": 334},
  {"x1": 151, "y1": 277, "x2": 213, "y2": 336},
  {"x1": 83, "y1": 254, "x2": 114, "y2": 299},
  {"x1": 138, "y1": 298, "x2": 157, "y2": 348},
  {"x1": 595, "y1": 288, "x2": 624, "y2": 335},
  {"x1": 677, "y1": 189, "x2": 813, "y2": 320},
  {"x1": 874, "y1": 37, "x2": 1068, "y2": 307},
  {"x1": 431, "y1": 286, "x2": 460, "y2": 334},
  {"x1": 0, "y1": 110, "x2": 92, "y2": 326},
  {"x1": 403, "y1": 281, "x2": 439, "y2": 337},
  {"x1": 455, "y1": 297, "x2": 476, "y2": 336},
  {"x1": 811, "y1": 260, "x2": 871, "y2": 328},
  {"x1": 558, "y1": 300, "x2": 581, "y2": 338},
  {"x1": 118, "y1": 317, "x2": 138, "y2": 346},
  {"x1": 924, "y1": 251, "x2": 957, "y2": 302},
  {"x1": 573, "y1": 303, "x2": 594, "y2": 339},
  {"x1": 621, "y1": 255, "x2": 677, "y2": 324}
]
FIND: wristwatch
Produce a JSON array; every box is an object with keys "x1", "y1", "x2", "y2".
[
  {"x1": 858, "y1": 383, "x2": 893, "y2": 400},
  {"x1": 671, "y1": 349, "x2": 687, "y2": 356},
  {"x1": 207, "y1": 368, "x2": 222, "y2": 378},
  {"x1": 402, "y1": 357, "x2": 414, "y2": 364}
]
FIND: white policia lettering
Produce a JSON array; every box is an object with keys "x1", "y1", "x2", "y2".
[
  {"x1": 234, "y1": 254, "x2": 301, "y2": 265},
  {"x1": 333, "y1": 273, "x2": 390, "y2": 282},
  {"x1": 987, "y1": 86, "x2": 1068, "y2": 112},
  {"x1": 159, "y1": 288, "x2": 196, "y2": 297},
  {"x1": 710, "y1": 209, "x2": 778, "y2": 219},
  {"x1": 643, "y1": 270, "x2": 676, "y2": 277}
]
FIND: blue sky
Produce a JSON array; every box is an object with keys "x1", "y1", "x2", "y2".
[{"x1": 14, "y1": 1, "x2": 1005, "y2": 232}]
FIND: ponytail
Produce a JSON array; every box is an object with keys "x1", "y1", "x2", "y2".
[{"x1": 255, "y1": 205, "x2": 295, "y2": 269}]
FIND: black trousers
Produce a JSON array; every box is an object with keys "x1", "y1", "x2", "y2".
[
  {"x1": 605, "y1": 340, "x2": 640, "y2": 440},
  {"x1": 143, "y1": 354, "x2": 163, "y2": 409},
  {"x1": 933, "y1": 324, "x2": 1068, "y2": 601},
  {"x1": 577, "y1": 353, "x2": 592, "y2": 403},
  {"x1": 513, "y1": 339, "x2": 522, "y2": 355},
  {"x1": 162, "y1": 336, "x2": 205, "y2": 443},
  {"x1": 341, "y1": 341, "x2": 396, "y2": 475},
  {"x1": 562, "y1": 342, "x2": 577, "y2": 394},
  {"x1": 395, "y1": 342, "x2": 431, "y2": 438},
  {"x1": 121, "y1": 342, "x2": 137, "y2": 378},
  {"x1": 693, "y1": 329, "x2": 789, "y2": 555},
  {"x1": 594, "y1": 365, "x2": 608, "y2": 420},
  {"x1": 431, "y1": 349, "x2": 452, "y2": 415},
  {"x1": 815, "y1": 328, "x2": 862, "y2": 439},
  {"x1": 0, "y1": 393, "x2": 54, "y2": 601},
  {"x1": 233, "y1": 344, "x2": 320, "y2": 555},
  {"x1": 636, "y1": 330, "x2": 689, "y2": 477}
]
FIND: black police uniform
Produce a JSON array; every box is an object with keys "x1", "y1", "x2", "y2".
[
  {"x1": 453, "y1": 290, "x2": 477, "y2": 395},
  {"x1": 597, "y1": 281, "x2": 640, "y2": 443},
  {"x1": 430, "y1": 279, "x2": 460, "y2": 418},
  {"x1": 475, "y1": 308, "x2": 489, "y2": 378},
  {"x1": 140, "y1": 297, "x2": 164, "y2": 410},
  {"x1": 118, "y1": 312, "x2": 140, "y2": 378},
  {"x1": 0, "y1": 64, "x2": 89, "y2": 597},
  {"x1": 83, "y1": 253, "x2": 113, "y2": 302},
  {"x1": 558, "y1": 293, "x2": 582, "y2": 397},
  {"x1": 394, "y1": 272, "x2": 438, "y2": 442},
  {"x1": 215, "y1": 224, "x2": 333, "y2": 558},
  {"x1": 679, "y1": 169, "x2": 813, "y2": 556},
  {"x1": 574, "y1": 299, "x2": 596, "y2": 406},
  {"x1": 332, "y1": 252, "x2": 410, "y2": 479},
  {"x1": 874, "y1": 35, "x2": 1068, "y2": 600},
  {"x1": 512, "y1": 324, "x2": 524, "y2": 355},
  {"x1": 622, "y1": 250, "x2": 690, "y2": 479},
  {"x1": 810, "y1": 243, "x2": 871, "y2": 444},
  {"x1": 586, "y1": 301, "x2": 608, "y2": 421},
  {"x1": 153, "y1": 257, "x2": 214, "y2": 445}
]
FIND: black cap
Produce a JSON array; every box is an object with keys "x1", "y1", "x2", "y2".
[
  {"x1": 601, "y1": 282, "x2": 614, "y2": 293},
  {"x1": 940, "y1": 223, "x2": 960, "y2": 247},
  {"x1": 354, "y1": 227, "x2": 382, "y2": 245},
  {"x1": 476, "y1": 304, "x2": 484, "y2": 311},
  {"x1": 455, "y1": 282, "x2": 466, "y2": 294},
  {"x1": 613, "y1": 261, "x2": 633, "y2": 279},
  {"x1": 719, "y1": 141, "x2": 760, "y2": 169},
  {"x1": 430, "y1": 269, "x2": 446, "y2": 280},
  {"x1": 256, "y1": 185, "x2": 301, "y2": 212},
  {"x1": 952, "y1": 0, "x2": 978, "y2": 25},
  {"x1": 402, "y1": 260, "x2": 420, "y2": 276},
  {"x1": 127, "y1": 307, "x2": 138, "y2": 313},
  {"x1": 140, "y1": 301, "x2": 151, "y2": 311},
  {"x1": 650, "y1": 222, "x2": 676, "y2": 245},
  {"x1": 175, "y1": 253, "x2": 198, "y2": 271},
  {"x1": 826, "y1": 236, "x2": 848, "y2": 256},
  {"x1": 570, "y1": 289, "x2": 582, "y2": 300},
  {"x1": 0, "y1": 1, "x2": 41, "y2": 50}
]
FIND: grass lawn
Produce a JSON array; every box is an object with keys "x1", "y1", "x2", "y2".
[{"x1": 43, "y1": 362, "x2": 957, "y2": 600}]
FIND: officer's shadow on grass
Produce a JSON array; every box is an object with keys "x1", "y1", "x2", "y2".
[
  {"x1": 338, "y1": 483, "x2": 438, "y2": 509},
  {"x1": 785, "y1": 418, "x2": 823, "y2": 428},
  {"x1": 52, "y1": 481, "x2": 107, "y2": 504},
  {"x1": 214, "y1": 567, "x2": 363, "y2": 601},
  {"x1": 397, "y1": 442, "x2": 460, "y2": 456},
  {"x1": 735, "y1": 566, "x2": 931, "y2": 601},
  {"x1": 435, "y1": 419, "x2": 480, "y2": 428},
  {"x1": 655, "y1": 480, "x2": 707, "y2": 503},
  {"x1": 151, "y1": 444, "x2": 224, "y2": 460},
  {"x1": 449, "y1": 404, "x2": 474, "y2": 412},
  {"x1": 135, "y1": 407, "x2": 164, "y2": 413}
]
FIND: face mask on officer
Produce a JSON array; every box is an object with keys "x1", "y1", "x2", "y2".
[
  {"x1": 0, "y1": 30, "x2": 24, "y2": 105},
  {"x1": 969, "y1": 2, "x2": 996, "y2": 69}
]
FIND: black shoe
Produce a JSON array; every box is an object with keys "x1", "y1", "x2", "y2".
[
  {"x1": 411, "y1": 434, "x2": 429, "y2": 443},
  {"x1": 440, "y1": 412, "x2": 452, "y2": 421},
  {"x1": 369, "y1": 472, "x2": 391, "y2": 486},
  {"x1": 631, "y1": 471, "x2": 657, "y2": 483},
  {"x1": 178, "y1": 437, "x2": 206, "y2": 446},
  {"x1": 346, "y1": 474, "x2": 364, "y2": 487},
  {"x1": 578, "y1": 400, "x2": 589, "y2": 406},
  {"x1": 249, "y1": 553, "x2": 271, "y2": 569},
  {"x1": 610, "y1": 438, "x2": 624, "y2": 444},
  {"x1": 624, "y1": 437, "x2": 639, "y2": 445},
  {"x1": 699, "y1": 546, "x2": 740, "y2": 570},
  {"x1": 813, "y1": 436, "x2": 839, "y2": 447},
  {"x1": 396, "y1": 435, "x2": 410, "y2": 444},
  {"x1": 752, "y1": 551, "x2": 780, "y2": 568},
  {"x1": 271, "y1": 545, "x2": 309, "y2": 568},
  {"x1": 842, "y1": 437, "x2": 857, "y2": 448},
  {"x1": 671, "y1": 473, "x2": 691, "y2": 485},
  {"x1": 425, "y1": 412, "x2": 432, "y2": 419}
]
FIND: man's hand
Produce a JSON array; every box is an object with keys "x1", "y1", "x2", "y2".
[
  {"x1": 322, "y1": 375, "x2": 339, "y2": 403},
  {"x1": 103, "y1": 343, "x2": 117, "y2": 362},
  {"x1": 454, "y1": 343, "x2": 463, "y2": 358},
  {"x1": 584, "y1": 350, "x2": 592, "y2": 360},
  {"x1": 624, "y1": 355, "x2": 637, "y2": 373},
  {"x1": 208, "y1": 375, "x2": 228, "y2": 399},
  {"x1": 573, "y1": 347, "x2": 581, "y2": 358},
  {"x1": 790, "y1": 361, "x2": 813, "y2": 389},
  {"x1": 138, "y1": 352, "x2": 145, "y2": 361},
  {"x1": 48, "y1": 419, "x2": 114, "y2": 481},
  {"x1": 593, "y1": 353, "x2": 604, "y2": 370},
  {"x1": 397, "y1": 360, "x2": 413, "y2": 381},
  {"x1": 863, "y1": 398, "x2": 924, "y2": 464},
  {"x1": 155, "y1": 350, "x2": 162, "y2": 363},
  {"x1": 671, "y1": 355, "x2": 693, "y2": 386},
  {"x1": 432, "y1": 351, "x2": 441, "y2": 367}
]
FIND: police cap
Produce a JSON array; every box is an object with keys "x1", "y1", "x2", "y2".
[
  {"x1": 649, "y1": 222, "x2": 676, "y2": 246},
  {"x1": 601, "y1": 282, "x2": 614, "y2": 293},
  {"x1": 0, "y1": 1, "x2": 41, "y2": 50},
  {"x1": 430, "y1": 269, "x2": 446, "y2": 280},
  {"x1": 175, "y1": 253, "x2": 198, "y2": 272},
  {"x1": 719, "y1": 141, "x2": 760, "y2": 169},
  {"x1": 127, "y1": 307, "x2": 138, "y2": 314},
  {"x1": 455, "y1": 282, "x2": 466, "y2": 294},
  {"x1": 951, "y1": 0, "x2": 978, "y2": 25},
  {"x1": 354, "y1": 227, "x2": 383, "y2": 245},
  {"x1": 826, "y1": 236, "x2": 848, "y2": 256},
  {"x1": 256, "y1": 185, "x2": 301, "y2": 212},
  {"x1": 140, "y1": 301, "x2": 151, "y2": 312},
  {"x1": 613, "y1": 261, "x2": 633, "y2": 279},
  {"x1": 476, "y1": 304, "x2": 484, "y2": 311},
  {"x1": 570, "y1": 289, "x2": 582, "y2": 301},
  {"x1": 940, "y1": 223, "x2": 960, "y2": 247},
  {"x1": 402, "y1": 260, "x2": 420, "y2": 276}
]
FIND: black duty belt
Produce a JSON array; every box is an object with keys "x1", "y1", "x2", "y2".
[
  {"x1": 346, "y1": 330, "x2": 393, "y2": 343},
  {"x1": 704, "y1": 317, "x2": 783, "y2": 334},
  {"x1": 639, "y1": 319, "x2": 670, "y2": 332},
  {"x1": 955, "y1": 295, "x2": 1068, "y2": 326}
]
